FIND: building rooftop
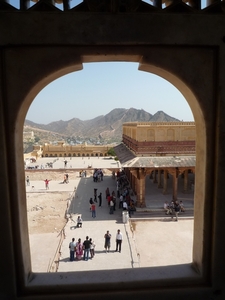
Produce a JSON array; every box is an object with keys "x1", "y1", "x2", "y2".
[{"x1": 114, "y1": 143, "x2": 196, "y2": 168}]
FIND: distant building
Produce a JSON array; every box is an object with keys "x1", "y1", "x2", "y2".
[
  {"x1": 114, "y1": 122, "x2": 196, "y2": 207},
  {"x1": 122, "y1": 121, "x2": 195, "y2": 156},
  {"x1": 41, "y1": 141, "x2": 114, "y2": 157}
]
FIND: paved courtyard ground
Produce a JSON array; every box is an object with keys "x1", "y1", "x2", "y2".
[{"x1": 26, "y1": 157, "x2": 194, "y2": 273}]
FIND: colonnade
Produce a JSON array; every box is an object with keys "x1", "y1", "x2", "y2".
[{"x1": 125, "y1": 167, "x2": 195, "y2": 207}]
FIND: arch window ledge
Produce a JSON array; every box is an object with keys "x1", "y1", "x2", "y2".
[{"x1": 26, "y1": 264, "x2": 202, "y2": 294}]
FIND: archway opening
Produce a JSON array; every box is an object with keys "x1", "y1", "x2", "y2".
[{"x1": 23, "y1": 64, "x2": 197, "y2": 274}]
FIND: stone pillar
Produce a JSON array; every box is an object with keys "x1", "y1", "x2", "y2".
[
  {"x1": 131, "y1": 168, "x2": 146, "y2": 207},
  {"x1": 158, "y1": 169, "x2": 162, "y2": 188},
  {"x1": 172, "y1": 168, "x2": 179, "y2": 201},
  {"x1": 163, "y1": 170, "x2": 168, "y2": 195},
  {"x1": 136, "y1": 169, "x2": 146, "y2": 207},
  {"x1": 183, "y1": 169, "x2": 188, "y2": 193}
]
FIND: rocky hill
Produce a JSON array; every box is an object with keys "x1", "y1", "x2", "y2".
[{"x1": 24, "y1": 108, "x2": 180, "y2": 144}]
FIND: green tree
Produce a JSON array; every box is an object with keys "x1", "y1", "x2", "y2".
[
  {"x1": 34, "y1": 136, "x2": 40, "y2": 143},
  {"x1": 107, "y1": 148, "x2": 116, "y2": 157}
]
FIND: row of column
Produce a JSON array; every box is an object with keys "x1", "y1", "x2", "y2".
[{"x1": 125, "y1": 167, "x2": 194, "y2": 207}]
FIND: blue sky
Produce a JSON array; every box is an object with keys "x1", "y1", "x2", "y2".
[{"x1": 26, "y1": 62, "x2": 194, "y2": 124}]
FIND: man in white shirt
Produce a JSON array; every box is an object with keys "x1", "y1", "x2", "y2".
[
  {"x1": 119, "y1": 194, "x2": 123, "y2": 208},
  {"x1": 115, "y1": 229, "x2": 123, "y2": 253},
  {"x1": 123, "y1": 201, "x2": 128, "y2": 210}
]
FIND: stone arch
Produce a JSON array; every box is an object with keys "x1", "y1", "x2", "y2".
[
  {"x1": 167, "y1": 129, "x2": 175, "y2": 141},
  {"x1": 147, "y1": 129, "x2": 155, "y2": 141},
  {"x1": 8, "y1": 47, "x2": 215, "y2": 291}
]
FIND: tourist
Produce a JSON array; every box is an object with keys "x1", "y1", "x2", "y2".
[
  {"x1": 104, "y1": 230, "x2": 111, "y2": 253},
  {"x1": 164, "y1": 201, "x2": 170, "y2": 214},
  {"x1": 113, "y1": 195, "x2": 116, "y2": 211},
  {"x1": 89, "y1": 238, "x2": 95, "y2": 258},
  {"x1": 83, "y1": 236, "x2": 92, "y2": 261},
  {"x1": 169, "y1": 201, "x2": 174, "y2": 215},
  {"x1": 26, "y1": 176, "x2": 30, "y2": 186},
  {"x1": 44, "y1": 178, "x2": 51, "y2": 190},
  {"x1": 100, "y1": 169, "x2": 103, "y2": 181},
  {"x1": 123, "y1": 201, "x2": 128, "y2": 211},
  {"x1": 69, "y1": 238, "x2": 76, "y2": 261},
  {"x1": 180, "y1": 200, "x2": 185, "y2": 212},
  {"x1": 109, "y1": 198, "x2": 114, "y2": 214},
  {"x1": 115, "y1": 229, "x2": 123, "y2": 253},
  {"x1": 76, "y1": 215, "x2": 82, "y2": 228},
  {"x1": 105, "y1": 187, "x2": 110, "y2": 199},
  {"x1": 98, "y1": 192, "x2": 102, "y2": 207},
  {"x1": 75, "y1": 238, "x2": 83, "y2": 260},
  {"x1": 119, "y1": 194, "x2": 123, "y2": 208},
  {"x1": 107, "y1": 194, "x2": 111, "y2": 206},
  {"x1": 94, "y1": 188, "x2": 97, "y2": 202},
  {"x1": 174, "y1": 201, "x2": 180, "y2": 221},
  {"x1": 89, "y1": 197, "x2": 94, "y2": 211},
  {"x1": 91, "y1": 202, "x2": 96, "y2": 218}
]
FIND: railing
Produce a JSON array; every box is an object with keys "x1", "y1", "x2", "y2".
[{"x1": 1, "y1": 0, "x2": 224, "y2": 12}]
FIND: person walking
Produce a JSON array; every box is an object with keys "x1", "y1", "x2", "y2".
[
  {"x1": 115, "y1": 229, "x2": 123, "y2": 253},
  {"x1": 69, "y1": 238, "x2": 76, "y2": 261},
  {"x1": 104, "y1": 230, "x2": 111, "y2": 253},
  {"x1": 98, "y1": 192, "x2": 102, "y2": 207},
  {"x1": 174, "y1": 201, "x2": 180, "y2": 221},
  {"x1": 123, "y1": 201, "x2": 128, "y2": 211},
  {"x1": 94, "y1": 188, "x2": 97, "y2": 202},
  {"x1": 89, "y1": 197, "x2": 94, "y2": 211},
  {"x1": 44, "y1": 179, "x2": 51, "y2": 190},
  {"x1": 105, "y1": 187, "x2": 110, "y2": 199},
  {"x1": 91, "y1": 202, "x2": 96, "y2": 218},
  {"x1": 109, "y1": 199, "x2": 114, "y2": 214},
  {"x1": 83, "y1": 236, "x2": 92, "y2": 261},
  {"x1": 119, "y1": 194, "x2": 123, "y2": 209},
  {"x1": 26, "y1": 176, "x2": 30, "y2": 186}
]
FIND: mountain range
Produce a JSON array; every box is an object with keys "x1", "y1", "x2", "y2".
[{"x1": 24, "y1": 108, "x2": 180, "y2": 143}]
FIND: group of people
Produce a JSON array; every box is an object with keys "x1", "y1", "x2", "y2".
[
  {"x1": 93, "y1": 169, "x2": 103, "y2": 182},
  {"x1": 104, "y1": 229, "x2": 123, "y2": 253},
  {"x1": 88, "y1": 188, "x2": 104, "y2": 217},
  {"x1": 164, "y1": 200, "x2": 185, "y2": 221},
  {"x1": 69, "y1": 236, "x2": 96, "y2": 261},
  {"x1": 69, "y1": 229, "x2": 124, "y2": 262}
]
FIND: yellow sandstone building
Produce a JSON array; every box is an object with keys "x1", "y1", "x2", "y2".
[
  {"x1": 114, "y1": 121, "x2": 196, "y2": 207},
  {"x1": 35, "y1": 141, "x2": 114, "y2": 158},
  {"x1": 122, "y1": 121, "x2": 195, "y2": 156}
]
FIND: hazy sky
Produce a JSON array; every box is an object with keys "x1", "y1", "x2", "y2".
[{"x1": 26, "y1": 62, "x2": 194, "y2": 124}]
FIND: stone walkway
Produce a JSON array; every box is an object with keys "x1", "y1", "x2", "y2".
[{"x1": 27, "y1": 157, "x2": 194, "y2": 273}]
